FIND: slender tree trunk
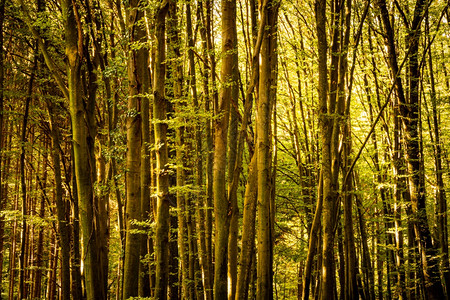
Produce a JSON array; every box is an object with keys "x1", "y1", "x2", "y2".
[
  {"x1": 315, "y1": 0, "x2": 338, "y2": 297},
  {"x1": 69, "y1": 145, "x2": 83, "y2": 300},
  {"x1": 205, "y1": 0, "x2": 215, "y2": 293},
  {"x1": 302, "y1": 172, "x2": 323, "y2": 300},
  {"x1": 123, "y1": 0, "x2": 148, "y2": 297},
  {"x1": 34, "y1": 181, "x2": 45, "y2": 299},
  {"x1": 63, "y1": 1, "x2": 103, "y2": 298},
  {"x1": 227, "y1": 5, "x2": 240, "y2": 296},
  {"x1": 9, "y1": 188, "x2": 18, "y2": 300},
  {"x1": 18, "y1": 49, "x2": 36, "y2": 300},
  {"x1": 186, "y1": 2, "x2": 205, "y2": 297},
  {"x1": 165, "y1": 0, "x2": 185, "y2": 297},
  {"x1": 198, "y1": 2, "x2": 213, "y2": 296},
  {"x1": 0, "y1": 1, "x2": 5, "y2": 296},
  {"x1": 426, "y1": 14, "x2": 450, "y2": 295},
  {"x1": 405, "y1": 2, "x2": 444, "y2": 296},
  {"x1": 354, "y1": 183, "x2": 374, "y2": 300},
  {"x1": 213, "y1": 0, "x2": 237, "y2": 296},
  {"x1": 31, "y1": 150, "x2": 46, "y2": 300},
  {"x1": 46, "y1": 100, "x2": 71, "y2": 300},
  {"x1": 236, "y1": 153, "x2": 258, "y2": 300},
  {"x1": 139, "y1": 42, "x2": 152, "y2": 300},
  {"x1": 256, "y1": 0, "x2": 278, "y2": 297},
  {"x1": 339, "y1": 0, "x2": 359, "y2": 297},
  {"x1": 154, "y1": 1, "x2": 170, "y2": 298},
  {"x1": 85, "y1": 1, "x2": 110, "y2": 293}
]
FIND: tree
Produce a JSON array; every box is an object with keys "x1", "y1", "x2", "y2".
[
  {"x1": 153, "y1": 0, "x2": 171, "y2": 297},
  {"x1": 122, "y1": 0, "x2": 147, "y2": 297},
  {"x1": 256, "y1": 0, "x2": 279, "y2": 297},
  {"x1": 5, "y1": 0, "x2": 450, "y2": 299},
  {"x1": 213, "y1": 0, "x2": 237, "y2": 297}
]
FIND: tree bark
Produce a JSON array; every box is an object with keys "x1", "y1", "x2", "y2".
[
  {"x1": 123, "y1": 0, "x2": 147, "y2": 297},
  {"x1": 0, "y1": 1, "x2": 5, "y2": 295},
  {"x1": 46, "y1": 99, "x2": 71, "y2": 300},
  {"x1": 198, "y1": 1, "x2": 214, "y2": 296},
  {"x1": 405, "y1": 1, "x2": 444, "y2": 297},
  {"x1": 426, "y1": 14, "x2": 450, "y2": 295},
  {"x1": 213, "y1": 0, "x2": 237, "y2": 296},
  {"x1": 63, "y1": 1, "x2": 104, "y2": 298},
  {"x1": 236, "y1": 153, "x2": 257, "y2": 300},
  {"x1": 18, "y1": 47, "x2": 36, "y2": 300},
  {"x1": 256, "y1": 0, "x2": 278, "y2": 297},
  {"x1": 154, "y1": 1, "x2": 170, "y2": 298},
  {"x1": 315, "y1": 0, "x2": 338, "y2": 297}
]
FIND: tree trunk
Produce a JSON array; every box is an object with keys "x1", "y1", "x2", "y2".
[
  {"x1": 139, "y1": 42, "x2": 152, "y2": 300},
  {"x1": 154, "y1": 1, "x2": 170, "y2": 298},
  {"x1": 205, "y1": 0, "x2": 215, "y2": 294},
  {"x1": 256, "y1": 0, "x2": 278, "y2": 297},
  {"x1": 213, "y1": 0, "x2": 237, "y2": 296},
  {"x1": 63, "y1": 1, "x2": 104, "y2": 298},
  {"x1": 0, "y1": 1, "x2": 5, "y2": 296},
  {"x1": 32, "y1": 168, "x2": 45, "y2": 300},
  {"x1": 186, "y1": 2, "x2": 204, "y2": 297},
  {"x1": 302, "y1": 172, "x2": 323, "y2": 300},
  {"x1": 236, "y1": 153, "x2": 257, "y2": 300},
  {"x1": 47, "y1": 234, "x2": 58, "y2": 300},
  {"x1": 227, "y1": 7, "x2": 240, "y2": 297},
  {"x1": 405, "y1": 2, "x2": 444, "y2": 297},
  {"x1": 198, "y1": 1, "x2": 213, "y2": 296},
  {"x1": 426, "y1": 14, "x2": 450, "y2": 295},
  {"x1": 315, "y1": 0, "x2": 337, "y2": 297},
  {"x1": 46, "y1": 99, "x2": 71, "y2": 300},
  {"x1": 123, "y1": 0, "x2": 148, "y2": 297},
  {"x1": 18, "y1": 48, "x2": 36, "y2": 300}
]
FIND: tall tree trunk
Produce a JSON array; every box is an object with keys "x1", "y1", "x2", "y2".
[
  {"x1": 227, "y1": 4, "x2": 240, "y2": 296},
  {"x1": 426, "y1": 14, "x2": 450, "y2": 295},
  {"x1": 186, "y1": 2, "x2": 204, "y2": 297},
  {"x1": 355, "y1": 179, "x2": 374, "y2": 300},
  {"x1": 315, "y1": 0, "x2": 337, "y2": 297},
  {"x1": 154, "y1": 1, "x2": 170, "y2": 298},
  {"x1": 236, "y1": 153, "x2": 257, "y2": 300},
  {"x1": 69, "y1": 145, "x2": 83, "y2": 300},
  {"x1": 339, "y1": 0, "x2": 358, "y2": 297},
  {"x1": 205, "y1": 0, "x2": 215, "y2": 293},
  {"x1": 405, "y1": 1, "x2": 444, "y2": 297},
  {"x1": 302, "y1": 172, "x2": 323, "y2": 300},
  {"x1": 256, "y1": 0, "x2": 278, "y2": 297},
  {"x1": 123, "y1": 0, "x2": 147, "y2": 297},
  {"x1": 198, "y1": 1, "x2": 213, "y2": 296},
  {"x1": 9, "y1": 186, "x2": 18, "y2": 300},
  {"x1": 213, "y1": 0, "x2": 237, "y2": 296},
  {"x1": 46, "y1": 99, "x2": 71, "y2": 300},
  {"x1": 139, "y1": 39, "x2": 152, "y2": 300},
  {"x1": 63, "y1": 1, "x2": 103, "y2": 298},
  {"x1": 0, "y1": 1, "x2": 5, "y2": 296},
  {"x1": 18, "y1": 48, "x2": 36, "y2": 300},
  {"x1": 47, "y1": 233, "x2": 58, "y2": 300},
  {"x1": 85, "y1": 1, "x2": 110, "y2": 294},
  {"x1": 32, "y1": 166, "x2": 45, "y2": 300}
]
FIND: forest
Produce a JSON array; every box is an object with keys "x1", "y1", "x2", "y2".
[{"x1": 0, "y1": 0, "x2": 449, "y2": 299}]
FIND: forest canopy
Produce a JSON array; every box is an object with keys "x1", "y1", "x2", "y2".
[{"x1": 0, "y1": 0, "x2": 449, "y2": 299}]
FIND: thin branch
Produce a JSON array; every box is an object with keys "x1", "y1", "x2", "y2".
[{"x1": 18, "y1": 0, "x2": 69, "y2": 99}]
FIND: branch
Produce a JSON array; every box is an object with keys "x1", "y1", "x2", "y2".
[
  {"x1": 343, "y1": 44, "x2": 411, "y2": 187},
  {"x1": 393, "y1": 0, "x2": 410, "y2": 29},
  {"x1": 227, "y1": 0, "x2": 269, "y2": 202},
  {"x1": 18, "y1": 0, "x2": 69, "y2": 100}
]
